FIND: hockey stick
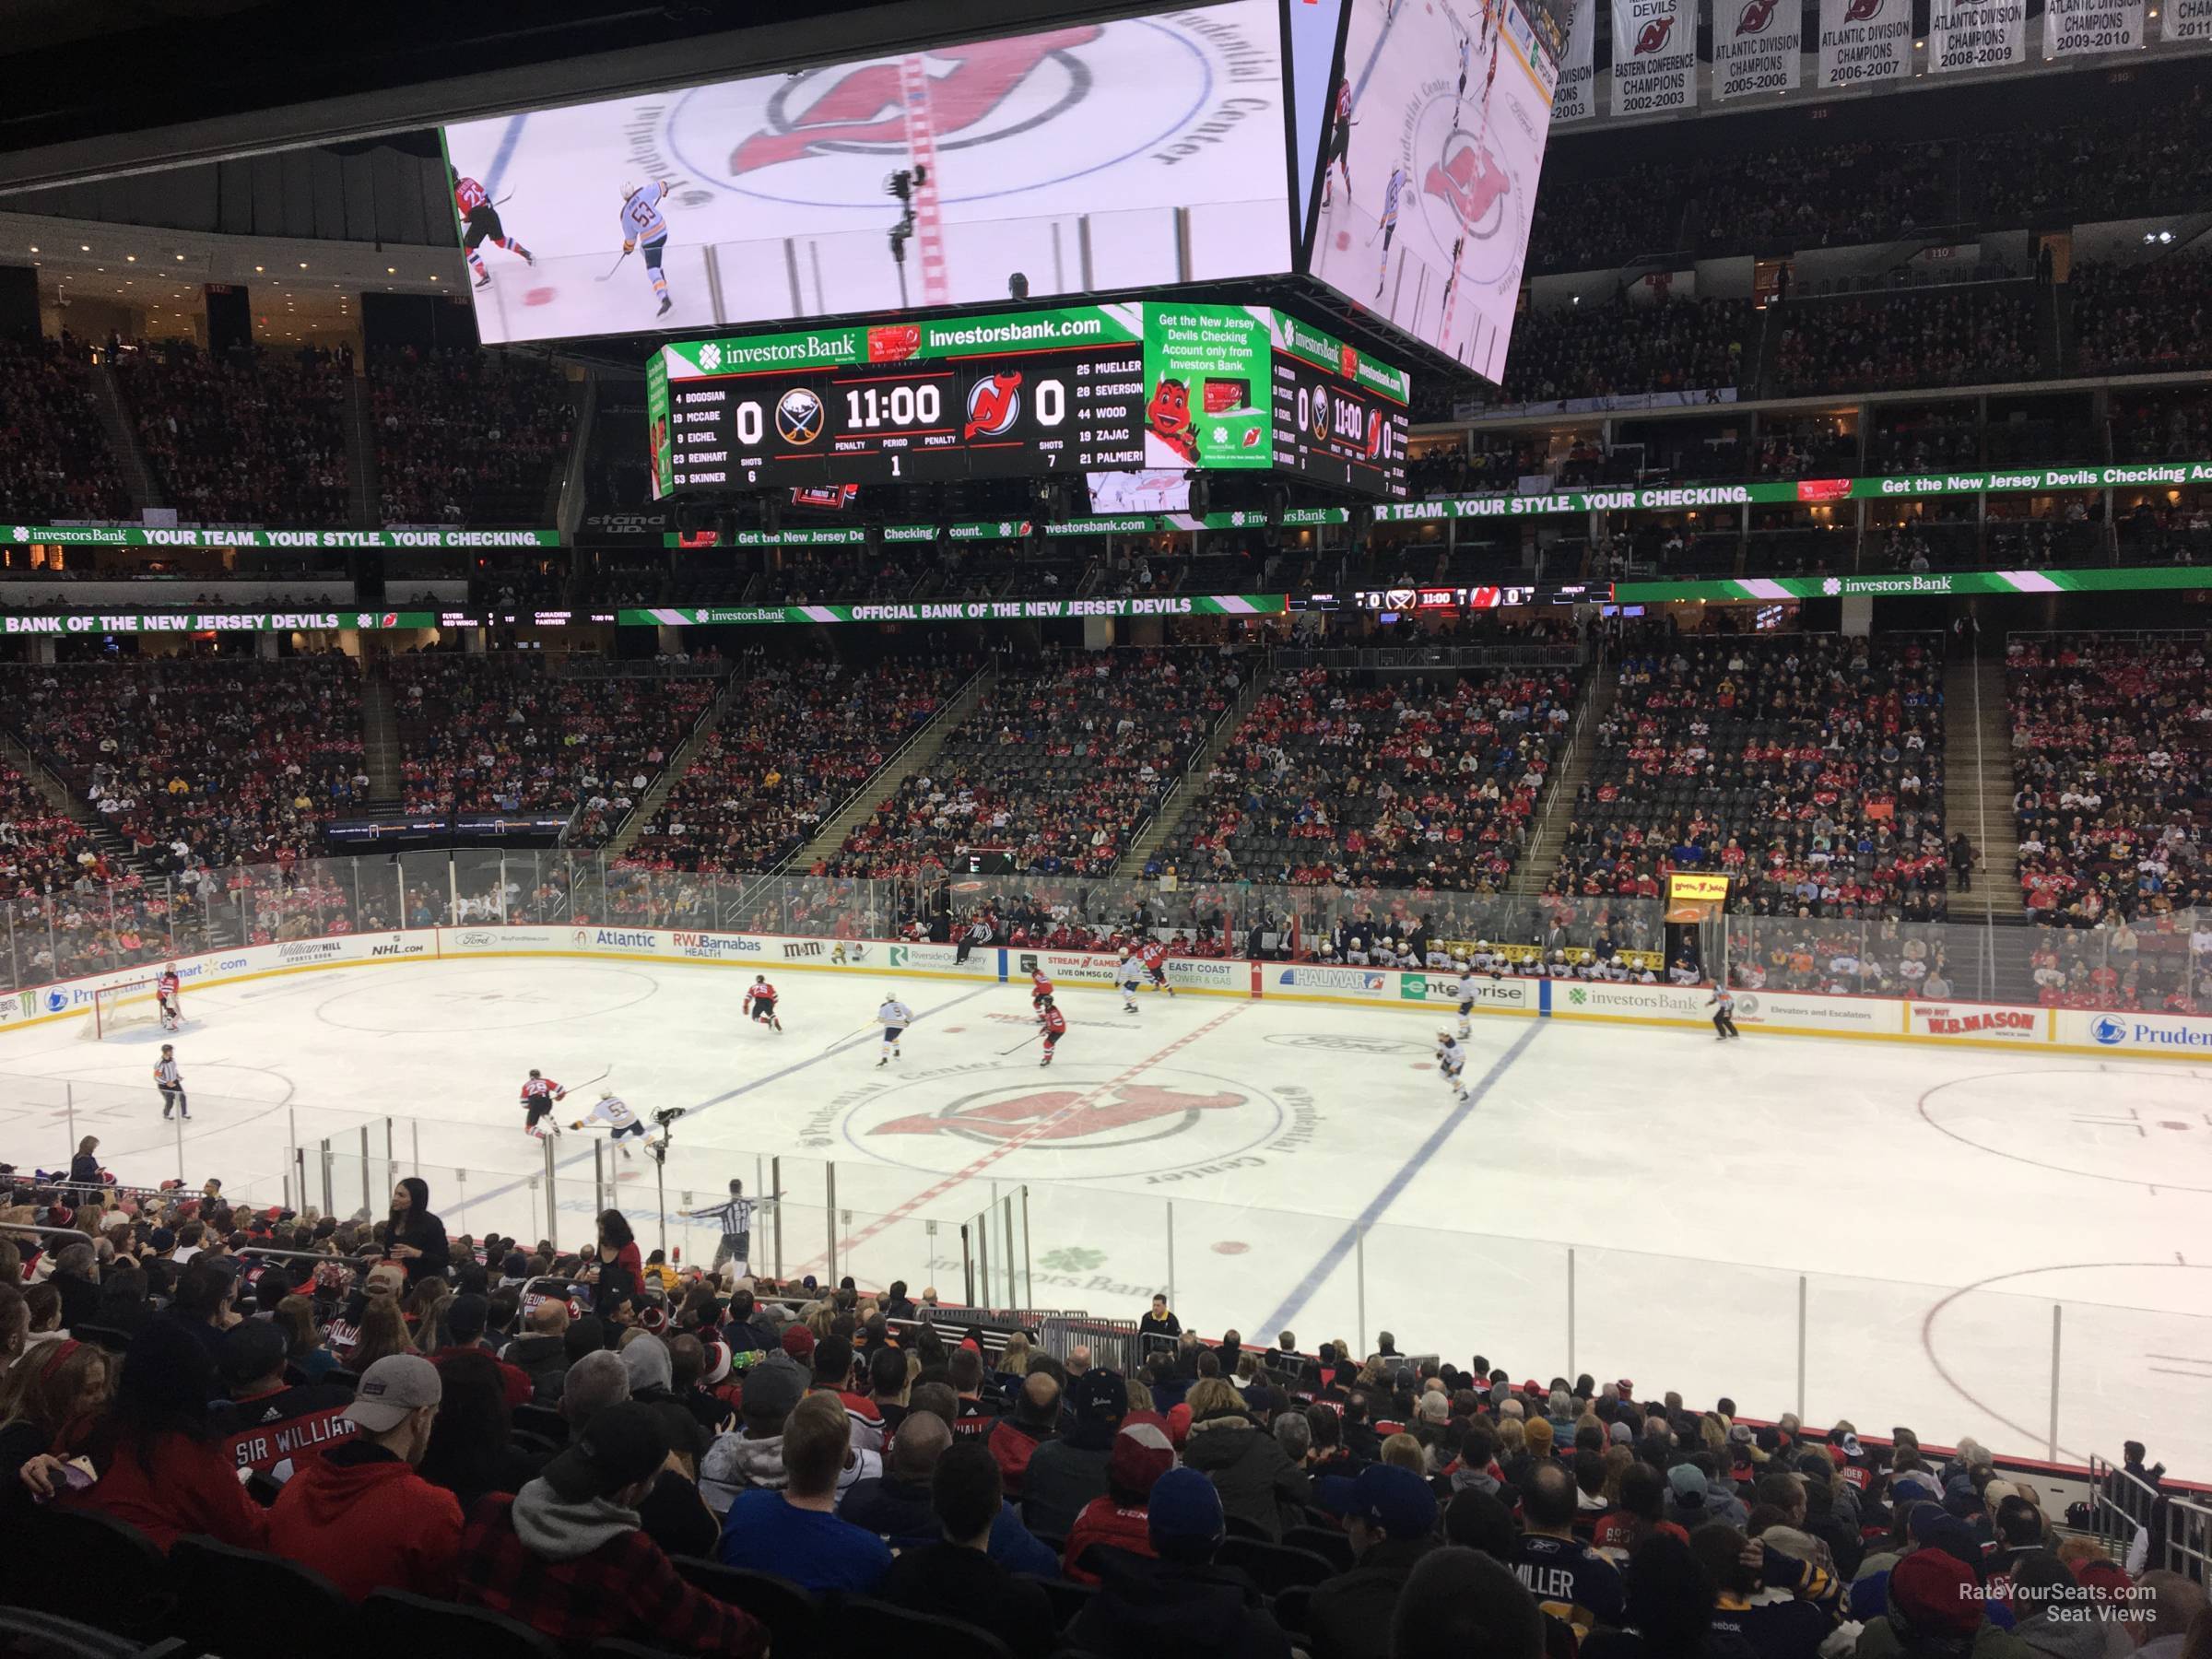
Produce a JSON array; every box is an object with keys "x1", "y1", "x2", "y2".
[
  {"x1": 823, "y1": 1023, "x2": 876, "y2": 1053},
  {"x1": 595, "y1": 249, "x2": 630, "y2": 282},
  {"x1": 998, "y1": 1029, "x2": 1043, "y2": 1056}
]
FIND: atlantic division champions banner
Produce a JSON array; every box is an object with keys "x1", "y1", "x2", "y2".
[
  {"x1": 1928, "y1": 0, "x2": 2027, "y2": 72},
  {"x1": 1609, "y1": 0, "x2": 1697, "y2": 113},
  {"x1": 2042, "y1": 0, "x2": 2146, "y2": 56},
  {"x1": 1818, "y1": 0, "x2": 1914, "y2": 88},
  {"x1": 1714, "y1": 0, "x2": 1802, "y2": 101},
  {"x1": 1552, "y1": 0, "x2": 1596, "y2": 122},
  {"x1": 2168, "y1": 0, "x2": 2212, "y2": 43}
]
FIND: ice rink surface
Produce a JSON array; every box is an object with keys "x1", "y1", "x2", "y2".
[{"x1": 6, "y1": 957, "x2": 2210, "y2": 1473}]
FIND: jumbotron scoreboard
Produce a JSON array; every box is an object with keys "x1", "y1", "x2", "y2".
[{"x1": 648, "y1": 301, "x2": 1408, "y2": 499}]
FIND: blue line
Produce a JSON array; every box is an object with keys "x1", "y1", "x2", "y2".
[
  {"x1": 484, "y1": 112, "x2": 530, "y2": 199},
  {"x1": 1254, "y1": 1018, "x2": 1542, "y2": 1336},
  {"x1": 447, "y1": 982, "x2": 996, "y2": 1222}
]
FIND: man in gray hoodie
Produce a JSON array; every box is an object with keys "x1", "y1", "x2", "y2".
[{"x1": 699, "y1": 1349, "x2": 806, "y2": 1512}]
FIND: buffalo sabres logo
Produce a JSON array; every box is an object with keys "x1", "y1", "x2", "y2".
[
  {"x1": 874, "y1": 1082, "x2": 1246, "y2": 1147},
  {"x1": 774, "y1": 386, "x2": 824, "y2": 445},
  {"x1": 964, "y1": 371, "x2": 1024, "y2": 439}
]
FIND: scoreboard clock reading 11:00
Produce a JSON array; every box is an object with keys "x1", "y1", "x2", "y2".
[{"x1": 646, "y1": 302, "x2": 1410, "y2": 499}]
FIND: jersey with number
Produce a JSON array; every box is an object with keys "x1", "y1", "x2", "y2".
[
  {"x1": 747, "y1": 980, "x2": 778, "y2": 1003},
  {"x1": 1435, "y1": 1038, "x2": 1465, "y2": 1077},
  {"x1": 579, "y1": 1094, "x2": 640, "y2": 1131},
  {"x1": 454, "y1": 176, "x2": 488, "y2": 218},
  {"x1": 1030, "y1": 972, "x2": 1053, "y2": 999},
  {"x1": 158, "y1": 971, "x2": 181, "y2": 1002},
  {"x1": 878, "y1": 999, "x2": 914, "y2": 1028},
  {"x1": 1335, "y1": 79, "x2": 1352, "y2": 124},
  {"x1": 1041, "y1": 1006, "x2": 1067, "y2": 1037},
  {"x1": 620, "y1": 182, "x2": 669, "y2": 245},
  {"x1": 1142, "y1": 943, "x2": 1170, "y2": 971},
  {"x1": 520, "y1": 1076, "x2": 562, "y2": 1107}
]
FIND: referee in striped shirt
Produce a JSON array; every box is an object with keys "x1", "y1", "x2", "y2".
[
  {"x1": 686, "y1": 1179, "x2": 754, "y2": 1274},
  {"x1": 154, "y1": 1045, "x2": 188, "y2": 1120}
]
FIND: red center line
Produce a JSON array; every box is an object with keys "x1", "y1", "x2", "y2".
[{"x1": 802, "y1": 1001, "x2": 1252, "y2": 1274}]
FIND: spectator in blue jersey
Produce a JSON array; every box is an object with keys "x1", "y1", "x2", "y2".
[
  {"x1": 1692, "y1": 1524, "x2": 1841, "y2": 1659},
  {"x1": 717, "y1": 1391, "x2": 891, "y2": 1593},
  {"x1": 1513, "y1": 1460, "x2": 1626, "y2": 1638}
]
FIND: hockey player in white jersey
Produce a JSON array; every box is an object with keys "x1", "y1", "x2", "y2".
[
  {"x1": 618, "y1": 180, "x2": 676, "y2": 317},
  {"x1": 571, "y1": 1088, "x2": 650, "y2": 1159},
  {"x1": 1450, "y1": 968, "x2": 1480, "y2": 1038},
  {"x1": 1116, "y1": 951, "x2": 1145, "y2": 1014},
  {"x1": 1434, "y1": 1031, "x2": 1469, "y2": 1103},
  {"x1": 877, "y1": 994, "x2": 914, "y2": 1067}
]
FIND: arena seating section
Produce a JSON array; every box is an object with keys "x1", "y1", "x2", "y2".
[
  {"x1": 0, "y1": 337, "x2": 131, "y2": 524},
  {"x1": 0, "y1": 656, "x2": 366, "y2": 876},
  {"x1": 1150, "y1": 663, "x2": 1579, "y2": 889},
  {"x1": 390, "y1": 654, "x2": 720, "y2": 847},
  {"x1": 2006, "y1": 637, "x2": 2212, "y2": 979},
  {"x1": 370, "y1": 346, "x2": 576, "y2": 526},
  {"x1": 830, "y1": 650, "x2": 1241, "y2": 878},
  {"x1": 1547, "y1": 634, "x2": 1950, "y2": 922},
  {"x1": 621, "y1": 653, "x2": 972, "y2": 874},
  {"x1": 114, "y1": 344, "x2": 352, "y2": 526}
]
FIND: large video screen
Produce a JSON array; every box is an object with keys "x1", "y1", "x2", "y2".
[
  {"x1": 1306, "y1": 0, "x2": 1560, "y2": 382},
  {"x1": 443, "y1": 0, "x2": 1293, "y2": 346}
]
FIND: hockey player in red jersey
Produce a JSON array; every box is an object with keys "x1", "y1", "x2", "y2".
[
  {"x1": 1039, "y1": 997, "x2": 1068, "y2": 1067},
  {"x1": 744, "y1": 974, "x2": 782, "y2": 1031},
  {"x1": 1030, "y1": 967, "x2": 1054, "y2": 1021},
  {"x1": 519, "y1": 1069, "x2": 566, "y2": 1138},
  {"x1": 156, "y1": 963, "x2": 182, "y2": 1031},
  {"x1": 452, "y1": 166, "x2": 534, "y2": 289},
  {"x1": 1142, "y1": 940, "x2": 1176, "y2": 996}
]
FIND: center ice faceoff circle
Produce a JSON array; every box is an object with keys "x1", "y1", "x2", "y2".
[{"x1": 840, "y1": 1062, "x2": 1285, "y2": 1180}]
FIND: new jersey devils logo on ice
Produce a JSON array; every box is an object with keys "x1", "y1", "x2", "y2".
[
  {"x1": 1633, "y1": 15, "x2": 1676, "y2": 54},
  {"x1": 1735, "y1": 0, "x2": 1778, "y2": 32},
  {"x1": 873, "y1": 1083, "x2": 1246, "y2": 1145},
  {"x1": 1423, "y1": 132, "x2": 1511, "y2": 238},
  {"x1": 964, "y1": 371, "x2": 1024, "y2": 439}
]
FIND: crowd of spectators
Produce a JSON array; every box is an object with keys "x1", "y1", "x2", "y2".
[
  {"x1": 2006, "y1": 634, "x2": 2212, "y2": 939},
  {"x1": 390, "y1": 652, "x2": 719, "y2": 846},
  {"x1": 1, "y1": 1171, "x2": 2195, "y2": 1659},
  {"x1": 0, "y1": 335, "x2": 130, "y2": 523},
  {"x1": 621, "y1": 653, "x2": 971, "y2": 875},
  {"x1": 1498, "y1": 297, "x2": 1750, "y2": 408},
  {"x1": 114, "y1": 343, "x2": 350, "y2": 526},
  {"x1": 1691, "y1": 138, "x2": 1953, "y2": 255},
  {"x1": 0, "y1": 756, "x2": 97, "y2": 904},
  {"x1": 0, "y1": 654, "x2": 366, "y2": 877},
  {"x1": 829, "y1": 649, "x2": 1244, "y2": 879},
  {"x1": 2071, "y1": 254, "x2": 2212, "y2": 379},
  {"x1": 1549, "y1": 632, "x2": 1951, "y2": 923},
  {"x1": 1772, "y1": 289, "x2": 2041, "y2": 398},
  {"x1": 370, "y1": 347, "x2": 575, "y2": 527},
  {"x1": 1152, "y1": 665, "x2": 1578, "y2": 891}
]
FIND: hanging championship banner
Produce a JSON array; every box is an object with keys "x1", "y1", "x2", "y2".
[
  {"x1": 1928, "y1": 0, "x2": 2026, "y2": 72},
  {"x1": 2162, "y1": 0, "x2": 2212, "y2": 42},
  {"x1": 1818, "y1": 0, "x2": 1914, "y2": 88},
  {"x1": 2042, "y1": 0, "x2": 2145, "y2": 56},
  {"x1": 1713, "y1": 0, "x2": 1803, "y2": 100},
  {"x1": 1609, "y1": 0, "x2": 1696, "y2": 115},
  {"x1": 1553, "y1": 0, "x2": 1596, "y2": 123}
]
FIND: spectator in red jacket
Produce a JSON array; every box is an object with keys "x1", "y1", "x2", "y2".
[
  {"x1": 457, "y1": 1400, "x2": 767, "y2": 1656},
  {"x1": 1065, "y1": 1420, "x2": 1177, "y2": 1585},
  {"x1": 269, "y1": 1354, "x2": 461, "y2": 1600}
]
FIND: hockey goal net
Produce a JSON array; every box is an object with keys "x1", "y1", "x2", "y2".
[{"x1": 79, "y1": 981, "x2": 167, "y2": 1041}]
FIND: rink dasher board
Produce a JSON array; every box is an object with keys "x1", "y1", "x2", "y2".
[{"x1": 1, "y1": 926, "x2": 2205, "y2": 1062}]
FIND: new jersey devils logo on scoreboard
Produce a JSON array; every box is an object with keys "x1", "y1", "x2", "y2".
[
  {"x1": 1423, "y1": 131, "x2": 1511, "y2": 240},
  {"x1": 963, "y1": 371, "x2": 1024, "y2": 439}
]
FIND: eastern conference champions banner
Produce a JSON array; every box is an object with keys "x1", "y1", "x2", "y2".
[
  {"x1": 1713, "y1": 0, "x2": 1801, "y2": 101},
  {"x1": 2044, "y1": 0, "x2": 2146, "y2": 54},
  {"x1": 1552, "y1": 0, "x2": 1596, "y2": 122},
  {"x1": 1818, "y1": 0, "x2": 1913, "y2": 86},
  {"x1": 1929, "y1": 0, "x2": 2026, "y2": 73},
  {"x1": 1610, "y1": 0, "x2": 1696, "y2": 112}
]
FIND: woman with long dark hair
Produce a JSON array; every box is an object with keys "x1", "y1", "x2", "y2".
[
  {"x1": 383, "y1": 1178, "x2": 450, "y2": 1285},
  {"x1": 0, "y1": 1336, "x2": 112, "y2": 1524},
  {"x1": 416, "y1": 1347, "x2": 539, "y2": 1514},
  {"x1": 62, "y1": 1319, "x2": 267, "y2": 1548},
  {"x1": 590, "y1": 1208, "x2": 642, "y2": 1307}
]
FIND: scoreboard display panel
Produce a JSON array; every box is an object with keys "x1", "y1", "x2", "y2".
[{"x1": 650, "y1": 302, "x2": 1410, "y2": 498}]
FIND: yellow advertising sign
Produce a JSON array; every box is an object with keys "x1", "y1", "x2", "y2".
[{"x1": 1668, "y1": 874, "x2": 1731, "y2": 903}]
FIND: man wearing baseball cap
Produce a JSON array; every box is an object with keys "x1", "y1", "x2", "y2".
[
  {"x1": 1024, "y1": 1368, "x2": 1128, "y2": 1540},
  {"x1": 1309, "y1": 1463, "x2": 1441, "y2": 1659},
  {"x1": 1065, "y1": 1466, "x2": 1291, "y2": 1657},
  {"x1": 268, "y1": 1354, "x2": 458, "y2": 1600},
  {"x1": 456, "y1": 1401, "x2": 766, "y2": 1655}
]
